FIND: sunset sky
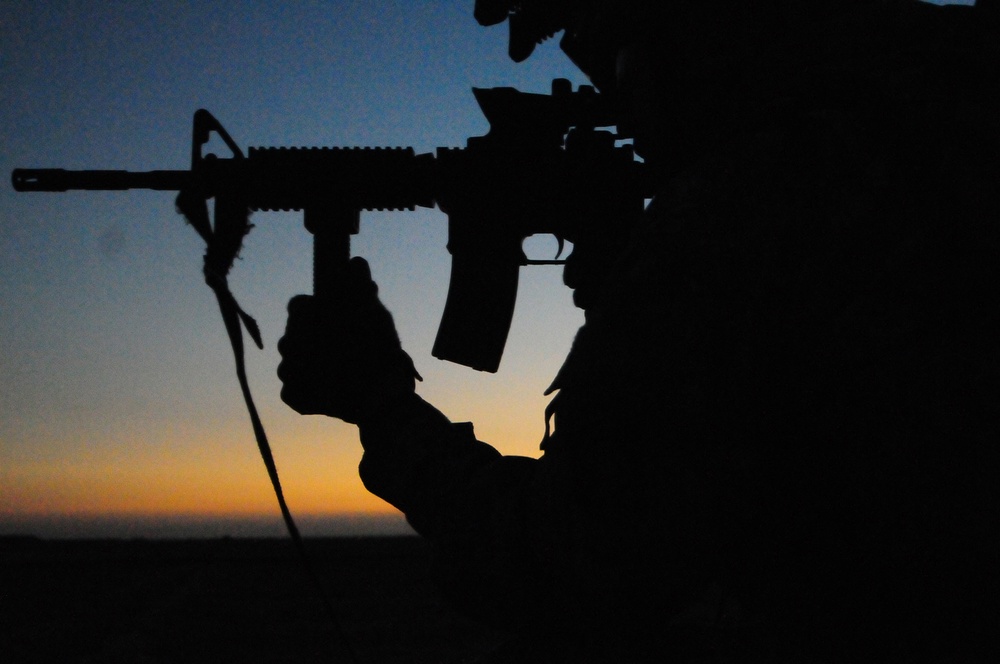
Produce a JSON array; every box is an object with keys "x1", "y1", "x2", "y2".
[
  {"x1": 0, "y1": 0, "x2": 973, "y2": 538},
  {"x1": 1, "y1": 1, "x2": 593, "y2": 537}
]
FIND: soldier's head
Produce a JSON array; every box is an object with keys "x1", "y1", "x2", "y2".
[
  {"x1": 475, "y1": 1, "x2": 887, "y2": 165},
  {"x1": 474, "y1": 0, "x2": 654, "y2": 92}
]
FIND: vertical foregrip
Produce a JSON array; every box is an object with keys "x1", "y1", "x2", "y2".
[
  {"x1": 312, "y1": 225, "x2": 350, "y2": 301},
  {"x1": 305, "y1": 207, "x2": 360, "y2": 303}
]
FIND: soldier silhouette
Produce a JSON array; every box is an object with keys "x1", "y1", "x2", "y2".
[{"x1": 278, "y1": 1, "x2": 999, "y2": 661}]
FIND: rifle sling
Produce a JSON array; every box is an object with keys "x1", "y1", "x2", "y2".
[{"x1": 176, "y1": 189, "x2": 359, "y2": 663}]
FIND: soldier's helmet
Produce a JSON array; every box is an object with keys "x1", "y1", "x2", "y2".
[{"x1": 474, "y1": 0, "x2": 643, "y2": 92}]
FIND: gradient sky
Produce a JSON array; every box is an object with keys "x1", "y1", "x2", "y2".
[
  {"x1": 1, "y1": 1, "x2": 594, "y2": 537},
  {"x1": 0, "y1": 0, "x2": 974, "y2": 538}
]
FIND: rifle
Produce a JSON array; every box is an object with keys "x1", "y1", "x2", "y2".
[
  {"x1": 13, "y1": 78, "x2": 652, "y2": 372},
  {"x1": 13, "y1": 79, "x2": 651, "y2": 654}
]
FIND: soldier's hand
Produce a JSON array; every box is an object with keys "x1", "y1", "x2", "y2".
[{"x1": 277, "y1": 257, "x2": 420, "y2": 425}]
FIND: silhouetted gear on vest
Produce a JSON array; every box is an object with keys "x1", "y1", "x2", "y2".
[{"x1": 280, "y1": 1, "x2": 1000, "y2": 660}]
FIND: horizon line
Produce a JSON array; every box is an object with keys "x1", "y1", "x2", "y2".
[{"x1": 0, "y1": 511, "x2": 416, "y2": 539}]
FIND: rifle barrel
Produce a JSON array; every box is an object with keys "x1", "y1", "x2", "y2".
[{"x1": 12, "y1": 168, "x2": 191, "y2": 192}]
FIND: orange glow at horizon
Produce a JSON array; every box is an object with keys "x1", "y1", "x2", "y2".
[
  {"x1": 3, "y1": 466, "x2": 396, "y2": 517},
  {"x1": 2, "y1": 425, "x2": 392, "y2": 518},
  {"x1": 2, "y1": 396, "x2": 550, "y2": 522}
]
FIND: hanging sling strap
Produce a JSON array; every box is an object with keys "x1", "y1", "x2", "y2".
[{"x1": 175, "y1": 182, "x2": 360, "y2": 663}]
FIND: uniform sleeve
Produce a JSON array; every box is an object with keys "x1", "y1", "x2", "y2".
[{"x1": 357, "y1": 394, "x2": 575, "y2": 630}]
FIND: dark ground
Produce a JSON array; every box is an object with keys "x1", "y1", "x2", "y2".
[{"x1": 1, "y1": 535, "x2": 507, "y2": 664}]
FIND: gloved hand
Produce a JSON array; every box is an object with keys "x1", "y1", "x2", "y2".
[{"x1": 277, "y1": 257, "x2": 421, "y2": 425}]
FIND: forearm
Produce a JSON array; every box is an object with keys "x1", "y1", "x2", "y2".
[
  {"x1": 357, "y1": 392, "x2": 528, "y2": 543},
  {"x1": 358, "y1": 392, "x2": 567, "y2": 630}
]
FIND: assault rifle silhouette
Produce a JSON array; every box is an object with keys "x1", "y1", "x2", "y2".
[
  {"x1": 13, "y1": 79, "x2": 653, "y2": 651},
  {"x1": 12, "y1": 78, "x2": 651, "y2": 372}
]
